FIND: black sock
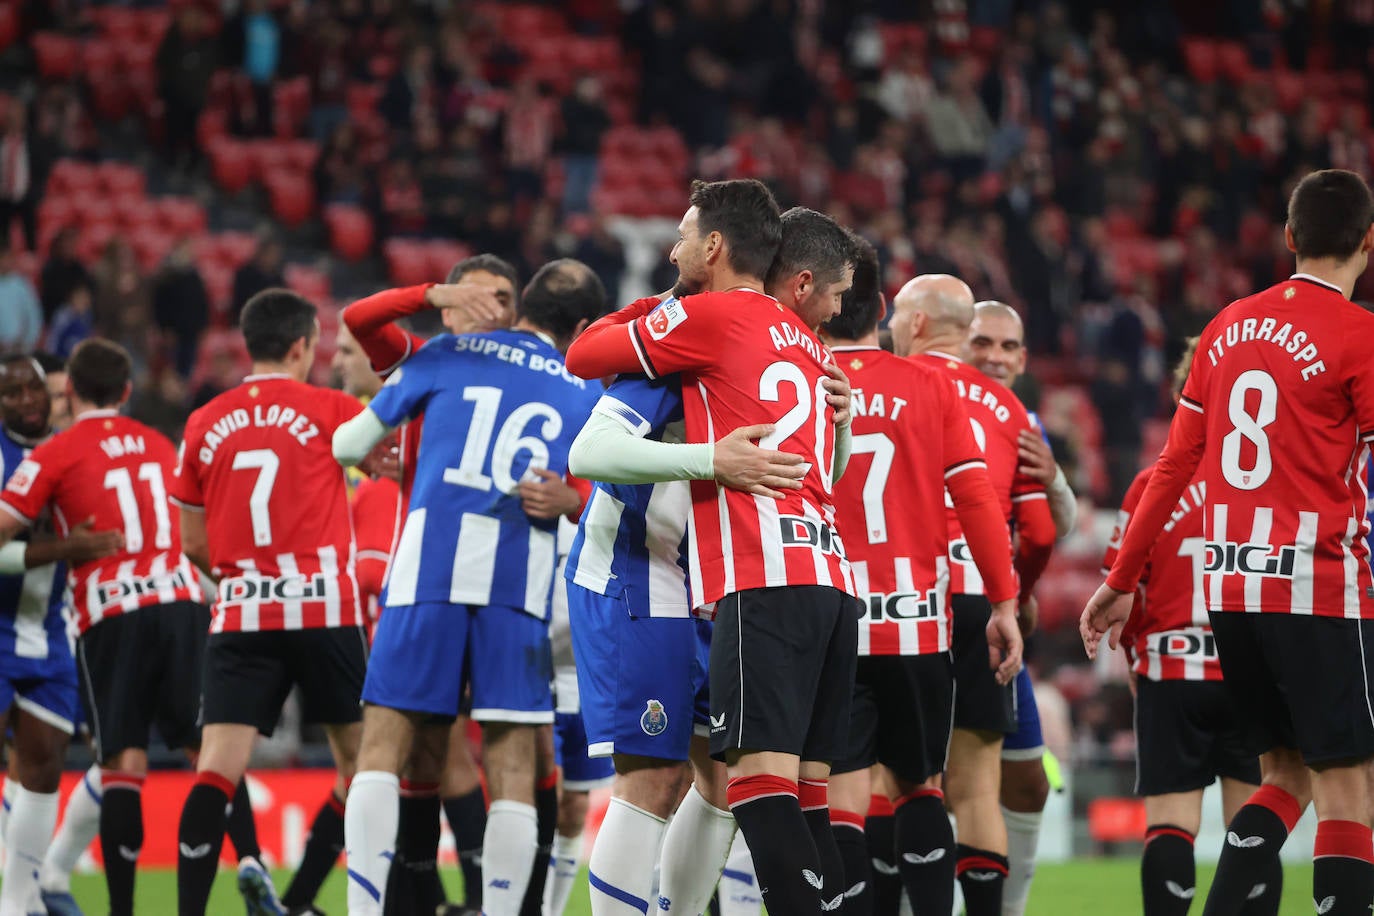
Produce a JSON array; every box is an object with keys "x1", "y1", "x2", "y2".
[
  {"x1": 520, "y1": 774, "x2": 559, "y2": 916},
  {"x1": 832, "y1": 814, "x2": 872, "y2": 916},
  {"x1": 1141, "y1": 824, "x2": 1196, "y2": 916},
  {"x1": 225, "y1": 777, "x2": 260, "y2": 862},
  {"x1": 282, "y1": 791, "x2": 346, "y2": 909},
  {"x1": 1237, "y1": 850, "x2": 1283, "y2": 916},
  {"x1": 177, "y1": 775, "x2": 233, "y2": 916},
  {"x1": 385, "y1": 786, "x2": 444, "y2": 915},
  {"x1": 728, "y1": 776, "x2": 823, "y2": 914},
  {"x1": 1201, "y1": 788, "x2": 1298, "y2": 916},
  {"x1": 895, "y1": 790, "x2": 955, "y2": 916},
  {"x1": 955, "y1": 844, "x2": 1008, "y2": 916},
  {"x1": 865, "y1": 804, "x2": 901, "y2": 916},
  {"x1": 1311, "y1": 820, "x2": 1374, "y2": 916},
  {"x1": 100, "y1": 777, "x2": 144, "y2": 916},
  {"x1": 444, "y1": 787, "x2": 488, "y2": 907}
]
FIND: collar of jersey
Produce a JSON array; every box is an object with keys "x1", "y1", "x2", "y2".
[
  {"x1": 829, "y1": 345, "x2": 881, "y2": 352},
  {"x1": 243, "y1": 373, "x2": 293, "y2": 383},
  {"x1": 1289, "y1": 272, "x2": 1345, "y2": 296},
  {"x1": 74, "y1": 408, "x2": 120, "y2": 424},
  {"x1": 925, "y1": 349, "x2": 963, "y2": 363},
  {"x1": 509, "y1": 327, "x2": 557, "y2": 348}
]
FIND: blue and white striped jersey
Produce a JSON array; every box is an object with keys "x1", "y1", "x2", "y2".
[
  {"x1": 565, "y1": 375, "x2": 693, "y2": 618},
  {"x1": 0, "y1": 427, "x2": 68, "y2": 660},
  {"x1": 369, "y1": 330, "x2": 601, "y2": 618}
]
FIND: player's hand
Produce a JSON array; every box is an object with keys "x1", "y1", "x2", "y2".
[
  {"x1": 425, "y1": 282, "x2": 507, "y2": 333},
  {"x1": 822, "y1": 363, "x2": 852, "y2": 428},
  {"x1": 61, "y1": 517, "x2": 124, "y2": 564},
  {"x1": 1079, "y1": 582, "x2": 1135, "y2": 660},
  {"x1": 986, "y1": 598, "x2": 1023, "y2": 685},
  {"x1": 1017, "y1": 593, "x2": 1039, "y2": 638},
  {"x1": 1016, "y1": 430, "x2": 1057, "y2": 485},
  {"x1": 519, "y1": 468, "x2": 583, "y2": 519},
  {"x1": 713, "y1": 424, "x2": 806, "y2": 499},
  {"x1": 358, "y1": 433, "x2": 400, "y2": 482}
]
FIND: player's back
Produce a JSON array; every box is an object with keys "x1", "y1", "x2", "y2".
[
  {"x1": 4, "y1": 411, "x2": 201, "y2": 633},
  {"x1": 371, "y1": 329, "x2": 601, "y2": 616},
  {"x1": 1186, "y1": 275, "x2": 1374, "y2": 616},
  {"x1": 0, "y1": 428, "x2": 67, "y2": 657},
  {"x1": 175, "y1": 375, "x2": 363, "y2": 631}
]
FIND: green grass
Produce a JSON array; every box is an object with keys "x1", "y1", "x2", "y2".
[{"x1": 57, "y1": 860, "x2": 1319, "y2": 914}]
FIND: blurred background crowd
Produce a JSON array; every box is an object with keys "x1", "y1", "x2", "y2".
[{"x1": 2, "y1": 0, "x2": 1373, "y2": 828}]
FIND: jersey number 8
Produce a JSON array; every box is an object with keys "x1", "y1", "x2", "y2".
[{"x1": 1221, "y1": 370, "x2": 1277, "y2": 491}]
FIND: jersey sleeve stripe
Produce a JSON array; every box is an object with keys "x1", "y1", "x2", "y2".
[
  {"x1": 357, "y1": 549, "x2": 390, "y2": 562},
  {"x1": 1178, "y1": 396, "x2": 1204, "y2": 414},
  {"x1": 0, "y1": 501, "x2": 32, "y2": 524},
  {"x1": 593, "y1": 397, "x2": 653, "y2": 436},
  {"x1": 1011, "y1": 492, "x2": 1049, "y2": 503},
  {"x1": 628, "y1": 323, "x2": 660, "y2": 379},
  {"x1": 377, "y1": 334, "x2": 415, "y2": 379},
  {"x1": 169, "y1": 496, "x2": 204, "y2": 511},
  {"x1": 1362, "y1": 430, "x2": 1374, "y2": 444},
  {"x1": 944, "y1": 459, "x2": 987, "y2": 480}
]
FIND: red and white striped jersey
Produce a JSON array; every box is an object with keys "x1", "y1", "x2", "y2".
[
  {"x1": 1103, "y1": 465, "x2": 1221, "y2": 681},
  {"x1": 351, "y1": 473, "x2": 401, "y2": 636},
  {"x1": 172, "y1": 375, "x2": 365, "y2": 633},
  {"x1": 914, "y1": 352, "x2": 1047, "y2": 595},
  {"x1": 1112, "y1": 274, "x2": 1374, "y2": 618},
  {"x1": 0, "y1": 411, "x2": 203, "y2": 634},
  {"x1": 614, "y1": 291, "x2": 857, "y2": 607},
  {"x1": 832, "y1": 347, "x2": 984, "y2": 656}
]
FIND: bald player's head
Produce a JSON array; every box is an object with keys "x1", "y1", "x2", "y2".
[
  {"x1": 964, "y1": 300, "x2": 1026, "y2": 385},
  {"x1": 888, "y1": 274, "x2": 974, "y2": 357}
]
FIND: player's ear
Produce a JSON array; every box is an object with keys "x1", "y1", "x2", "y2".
[
  {"x1": 704, "y1": 230, "x2": 724, "y2": 266},
  {"x1": 795, "y1": 269, "x2": 813, "y2": 304},
  {"x1": 1362, "y1": 223, "x2": 1374, "y2": 254},
  {"x1": 569, "y1": 317, "x2": 590, "y2": 342},
  {"x1": 118, "y1": 380, "x2": 133, "y2": 408},
  {"x1": 1283, "y1": 223, "x2": 1297, "y2": 254}
]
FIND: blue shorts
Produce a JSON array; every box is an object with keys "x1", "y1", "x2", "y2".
[
  {"x1": 364, "y1": 602, "x2": 553, "y2": 724},
  {"x1": 1002, "y1": 666, "x2": 1045, "y2": 760},
  {"x1": 554, "y1": 710, "x2": 614, "y2": 791},
  {"x1": 567, "y1": 583, "x2": 710, "y2": 761},
  {"x1": 0, "y1": 650, "x2": 79, "y2": 735}
]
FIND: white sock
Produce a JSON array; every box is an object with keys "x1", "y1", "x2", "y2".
[
  {"x1": 344, "y1": 770, "x2": 399, "y2": 916},
  {"x1": 482, "y1": 799, "x2": 539, "y2": 916},
  {"x1": 716, "y1": 831, "x2": 761, "y2": 916},
  {"x1": 588, "y1": 796, "x2": 667, "y2": 916},
  {"x1": 0, "y1": 775, "x2": 15, "y2": 846},
  {"x1": 39, "y1": 765, "x2": 102, "y2": 893},
  {"x1": 656, "y1": 784, "x2": 736, "y2": 915},
  {"x1": 1001, "y1": 807, "x2": 1043, "y2": 916},
  {"x1": 544, "y1": 831, "x2": 583, "y2": 916},
  {"x1": 0, "y1": 786, "x2": 58, "y2": 916}
]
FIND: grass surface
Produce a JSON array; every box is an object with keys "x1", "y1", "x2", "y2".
[{"x1": 57, "y1": 860, "x2": 1319, "y2": 914}]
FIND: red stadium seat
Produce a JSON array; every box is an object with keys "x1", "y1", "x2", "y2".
[
  {"x1": 99, "y1": 7, "x2": 140, "y2": 43},
  {"x1": 83, "y1": 38, "x2": 117, "y2": 76},
  {"x1": 32, "y1": 32, "x2": 80, "y2": 81},
  {"x1": 199, "y1": 262, "x2": 234, "y2": 319},
  {"x1": 208, "y1": 138, "x2": 254, "y2": 194},
  {"x1": 346, "y1": 83, "x2": 383, "y2": 121},
  {"x1": 323, "y1": 204, "x2": 374, "y2": 262},
  {"x1": 157, "y1": 197, "x2": 208, "y2": 235},
  {"x1": 425, "y1": 241, "x2": 473, "y2": 279},
  {"x1": 112, "y1": 194, "x2": 158, "y2": 232},
  {"x1": 214, "y1": 232, "x2": 258, "y2": 267},
  {"x1": 0, "y1": 5, "x2": 18, "y2": 52},
  {"x1": 130, "y1": 228, "x2": 174, "y2": 272},
  {"x1": 1180, "y1": 38, "x2": 1217, "y2": 83},
  {"x1": 285, "y1": 264, "x2": 330, "y2": 301},
  {"x1": 251, "y1": 141, "x2": 293, "y2": 181},
  {"x1": 76, "y1": 223, "x2": 117, "y2": 263},
  {"x1": 383, "y1": 239, "x2": 433, "y2": 287},
  {"x1": 283, "y1": 140, "x2": 321, "y2": 173},
  {"x1": 1271, "y1": 70, "x2": 1305, "y2": 113},
  {"x1": 97, "y1": 162, "x2": 147, "y2": 198},
  {"x1": 137, "y1": 10, "x2": 170, "y2": 44},
  {"x1": 37, "y1": 197, "x2": 76, "y2": 236},
  {"x1": 197, "y1": 108, "x2": 230, "y2": 148},
  {"x1": 1216, "y1": 41, "x2": 1250, "y2": 83},
  {"x1": 264, "y1": 171, "x2": 316, "y2": 227}
]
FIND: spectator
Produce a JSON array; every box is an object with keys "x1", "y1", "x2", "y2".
[
  {"x1": 45, "y1": 282, "x2": 94, "y2": 360},
  {"x1": 0, "y1": 245, "x2": 41, "y2": 354},
  {"x1": 0, "y1": 102, "x2": 38, "y2": 252},
  {"x1": 502, "y1": 76, "x2": 555, "y2": 209},
  {"x1": 229, "y1": 0, "x2": 282, "y2": 136},
  {"x1": 230, "y1": 232, "x2": 285, "y2": 325},
  {"x1": 876, "y1": 48, "x2": 934, "y2": 124},
  {"x1": 128, "y1": 362, "x2": 191, "y2": 442},
  {"x1": 381, "y1": 44, "x2": 436, "y2": 132},
  {"x1": 924, "y1": 58, "x2": 994, "y2": 181},
  {"x1": 376, "y1": 159, "x2": 427, "y2": 237},
  {"x1": 152, "y1": 239, "x2": 211, "y2": 379},
  {"x1": 38, "y1": 226, "x2": 90, "y2": 321},
  {"x1": 558, "y1": 75, "x2": 611, "y2": 214},
  {"x1": 157, "y1": 5, "x2": 219, "y2": 173},
  {"x1": 315, "y1": 122, "x2": 369, "y2": 205},
  {"x1": 90, "y1": 238, "x2": 151, "y2": 345}
]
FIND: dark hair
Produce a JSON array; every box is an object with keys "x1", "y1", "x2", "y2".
[
  {"x1": 689, "y1": 178, "x2": 781, "y2": 281},
  {"x1": 518, "y1": 259, "x2": 607, "y2": 340},
  {"x1": 447, "y1": 253, "x2": 521, "y2": 302},
  {"x1": 240, "y1": 288, "x2": 318, "y2": 362},
  {"x1": 766, "y1": 207, "x2": 855, "y2": 293},
  {"x1": 1287, "y1": 169, "x2": 1374, "y2": 260},
  {"x1": 1173, "y1": 335, "x2": 1200, "y2": 398},
  {"x1": 31, "y1": 351, "x2": 64, "y2": 375},
  {"x1": 824, "y1": 235, "x2": 882, "y2": 340},
  {"x1": 67, "y1": 338, "x2": 131, "y2": 407}
]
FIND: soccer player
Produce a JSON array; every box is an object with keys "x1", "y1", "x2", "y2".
[
  {"x1": 821, "y1": 242, "x2": 1022, "y2": 916},
  {"x1": 1102, "y1": 337, "x2": 1276, "y2": 916},
  {"x1": 0, "y1": 340, "x2": 209, "y2": 916},
  {"x1": 334, "y1": 259, "x2": 606, "y2": 916},
  {"x1": 566, "y1": 186, "x2": 864, "y2": 914},
  {"x1": 33, "y1": 352, "x2": 70, "y2": 431},
  {"x1": 171, "y1": 290, "x2": 371, "y2": 916},
  {"x1": 962, "y1": 300, "x2": 1075, "y2": 916},
  {"x1": 1085, "y1": 169, "x2": 1374, "y2": 916},
  {"x1": 887, "y1": 275, "x2": 1055, "y2": 916}
]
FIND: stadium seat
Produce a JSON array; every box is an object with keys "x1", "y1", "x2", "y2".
[
  {"x1": 83, "y1": 38, "x2": 117, "y2": 77},
  {"x1": 346, "y1": 82, "x2": 384, "y2": 121},
  {"x1": 425, "y1": 241, "x2": 473, "y2": 279},
  {"x1": 157, "y1": 197, "x2": 208, "y2": 236},
  {"x1": 283, "y1": 139, "x2": 321, "y2": 173},
  {"x1": 1215, "y1": 41, "x2": 1250, "y2": 83},
  {"x1": 285, "y1": 264, "x2": 331, "y2": 302},
  {"x1": 130, "y1": 228, "x2": 174, "y2": 271},
  {"x1": 32, "y1": 32, "x2": 80, "y2": 81},
  {"x1": 0, "y1": 4, "x2": 17, "y2": 52},
  {"x1": 383, "y1": 239, "x2": 433, "y2": 287},
  {"x1": 264, "y1": 171, "x2": 316, "y2": 228},
  {"x1": 323, "y1": 204, "x2": 374, "y2": 262},
  {"x1": 112, "y1": 194, "x2": 158, "y2": 232},
  {"x1": 208, "y1": 138, "x2": 254, "y2": 194},
  {"x1": 98, "y1": 162, "x2": 147, "y2": 198},
  {"x1": 1180, "y1": 38, "x2": 1217, "y2": 83},
  {"x1": 214, "y1": 231, "x2": 258, "y2": 266}
]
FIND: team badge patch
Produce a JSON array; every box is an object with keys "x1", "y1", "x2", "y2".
[
  {"x1": 645, "y1": 299, "x2": 687, "y2": 340},
  {"x1": 5, "y1": 459, "x2": 39, "y2": 496},
  {"x1": 384, "y1": 367, "x2": 404, "y2": 387},
  {"x1": 640, "y1": 700, "x2": 668, "y2": 736}
]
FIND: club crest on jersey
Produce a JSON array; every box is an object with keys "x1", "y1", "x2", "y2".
[
  {"x1": 779, "y1": 516, "x2": 845, "y2": 557},
  {"x1": 1203, "y1": 540, "x2": 1298, "y2": 578},
  {"x1": 867, "y1": 590, "x2": 941, "y2": 622},
  {"x1": 645, "y1": 299, "x2": 687, "y2": 340},
  {"x1": 640, "y1": 700, "x2": 668, "y2": 736},
  {"x1": 5, "y1": 459, "x2": 38, "y2": 496}
]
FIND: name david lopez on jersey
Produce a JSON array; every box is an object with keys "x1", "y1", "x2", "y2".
[{"x1": 194, "y1": 404, "x2": 322, "y2": 465}]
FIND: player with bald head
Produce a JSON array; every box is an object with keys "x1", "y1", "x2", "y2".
[{"x1": 892, "y1": 275, "x2": 1056, "y2": 916}]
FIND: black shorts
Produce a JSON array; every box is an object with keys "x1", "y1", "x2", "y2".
[
  {"x1": 950, "y1": 594, "x2": 1015, "y2": 734},
  {"x1": 1134, "y1": 678, "x2": 1261, "y2": 796},
  {"x1": 1209, "y1": 611, "x2": 1374, "y2": 766},
  {"x1": 832, "y1": 653, "x2": 954, "y2": 783},
  {"x1": 709, "y1": 585, "x2": 860, "y2": 763},
  {"x1": 202, "y1": 626, "x2": 368, "y2": 736},
  {"x1": 77, "y1": 601, "x2": 208, "y2": 764}
]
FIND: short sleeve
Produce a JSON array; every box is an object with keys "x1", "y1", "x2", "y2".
[
  {"x1": 629, "y1": 295, "x2": 729, "y2": 380},
  {"x1": 367, "y1": 336, "x2": 447, "y2": 428},
  {"x1": 939, "y1": 382, "x2": 985, "y2": 481},
  {"x1": 0, "y1": 440, "x2": 62, "y2": 523},
  {"x1": 170, "y1": 421, "x2": 205, "y2": 510},
  {"x1": 594, "y1": 376, "x2": 684, "y2": 438}
]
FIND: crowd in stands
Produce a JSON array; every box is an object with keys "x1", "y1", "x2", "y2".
[{"x1": 2, "y1": 0, "x2": 1374, "y2": 765}]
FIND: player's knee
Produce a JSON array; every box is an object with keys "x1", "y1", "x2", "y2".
[
  {"x1": 613, "y1": 756, "x2": 686, "y2": 817},
  {"x1": 1001, "y1": 759, "x2": 1050, "y2": 812},
  {"x1": 558, "y1": 791, "x2": 590, "y2": 835}
]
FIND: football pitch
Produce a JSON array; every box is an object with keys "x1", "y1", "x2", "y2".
[{"x1": 57, "y1": 860, "x2": 1319, "y2": 914}]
